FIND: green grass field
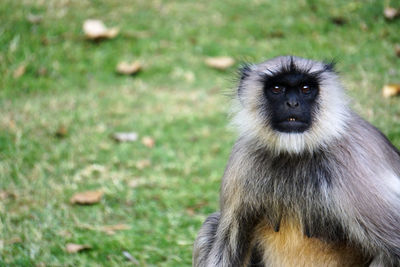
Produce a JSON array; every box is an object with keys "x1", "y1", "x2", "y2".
[{"x1": 1, "y1": 0, "x2": 400, "y2": 266}]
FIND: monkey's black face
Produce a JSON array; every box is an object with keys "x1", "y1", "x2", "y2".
[{"x1": 262, "y1": 68, "x2": 320, "y2": 133}]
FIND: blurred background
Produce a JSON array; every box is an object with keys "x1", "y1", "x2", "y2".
[{"x1": 1, "y1": 0, "x2": 400, "y2": 266}]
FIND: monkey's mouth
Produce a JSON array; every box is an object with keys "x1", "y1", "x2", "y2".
[{"x1": 274, "y1": 117, "x2": 310, "y2": 133}]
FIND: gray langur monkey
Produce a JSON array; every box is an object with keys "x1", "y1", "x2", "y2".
[{"x1": 193, "y1": 56, "x2": 400, "y2": 267}]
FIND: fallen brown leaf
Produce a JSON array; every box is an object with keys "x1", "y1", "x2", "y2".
[
  {"x1": 102, "y1": 224, "x2": 130, "y2": 235},
  {"x1": 141, "y1": 136, "x2": 155, "y2": 148},
  {"x1": 116, "y1": 61, "x2": 142, "y2": 75},
  {"x1": 55, "y1": 125, "x2": 68, "y2": 138},
  {"x1": 111, "y1": 132, "x2": 138, "y2": 142},
  {"x1": 136, "y1": 159, "x2": 151, "y2": 169},
  {"x1": 0, "y1": 191, "x2": 16, "y2": 200},
  {"x1": 83, "y1": 19, "x2": 119, "y2": 40},
  {"x1": 395, "y1": 44, "x2": 400, "y2": 58},
  {"x1": 6, "y1": 237, "x2": 22, "y2": 245},
  {"x1": 382, "y1": 84, "x2": 400, "y2": 98},
  {"x1": 384, "y1": 7, "x2": 399, "y2": 20},
  {"x1": 70, "y1": 190, "x2": 103, "y2": 205},
  {"x1": 205, "y1": 57, "x2": 235, "y2": 70},
  {"x1": 66, "y1": 243, "x2": 92, "y2": 253},
  {"x1": 0, "y1": 191, "x2": 8, "y2": 200},
  {"x1": 74, "y1": 222, "x2": 130, "y2": 235},
  {"x1": 13, "y1": 64, "x2": 27, "y2": 79},
  {"x1": 186, "y1": 208, "x2": 195, "y2": 216}
]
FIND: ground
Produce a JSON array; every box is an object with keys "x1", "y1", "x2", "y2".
[{"x1": 1, "y1": 0, "x2": 400, "y2": 266}]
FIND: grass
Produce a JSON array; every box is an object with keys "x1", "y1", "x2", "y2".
[{"x1": 1, "y1": 0, "x2": 400, "y2": 266}]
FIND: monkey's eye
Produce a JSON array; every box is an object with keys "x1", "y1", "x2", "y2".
[
  {"x1": 301, "y1": 85, "x2": 311, "y2": 94},
  {"x1": 272, "y1": 85, "x2": 284, "y2": 94}
]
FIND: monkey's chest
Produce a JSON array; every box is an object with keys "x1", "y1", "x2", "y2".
[{"x1": 255, "y1": 220, "x2": 368, "y2": 267}]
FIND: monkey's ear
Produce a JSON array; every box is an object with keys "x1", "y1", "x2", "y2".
[
  {"x1": 323, "y1": 60, "x2": 337, "y2": 72},
  {"x1": 238, "y1": 64, "x2": 252, "y2": 81},
  {"x1": 237, "y1": 64, "x2": 252, "y2": 98}
]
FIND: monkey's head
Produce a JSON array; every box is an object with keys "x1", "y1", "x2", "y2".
[{"x1": 233, "y1": 56, "x2": 350, "y2": 154}]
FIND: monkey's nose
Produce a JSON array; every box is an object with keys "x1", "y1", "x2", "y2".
[{"x1": 286, "y1": 100, "x2": 299, "y2": 108}]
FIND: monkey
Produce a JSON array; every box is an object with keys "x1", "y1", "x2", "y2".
[{"x1": 193, "y1": 56, "x2": 400, "y2": 267}]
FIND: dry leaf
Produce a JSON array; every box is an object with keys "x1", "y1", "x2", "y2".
[
  {"x1": 55, "y1": 125, "x2": 68, "y2": 138},
  {"x1": 102, "y1": 224, "x2": 130, "y2": 235},
  {"x1": 136, "y1": 159, "x2": 151, "y2": 169},
  {"x1": 382, "y1": 84, "x2": 400, "y2": 98},
  {"x1": 141, "y1": 136, "x2": 155, "y2": 148},
  {"x1": 13, "y1": 64, "x2": 26, "y2": 79},
  {"x1": 0, "y1": 191, "x2": 16, "y2": 200},
  {"x1": 0, "y1": 191, "x2": 8, "y2": 200},
  {"x1": 116, "y1": 61, "x2": 142, "y2": 75},
  {"x1": 395, "y1": 44, "x2": 400, "y2": 58},
  {"x1": 66, "y1": 243, "x2": 91, "y2": 253},
  {"x1": 6, "y1": 237, "x2": 22, "y2": 245},
  {"x1": 102, "y1": 224, "x2": 130, "y2": 231},
  {"x1": 27, "y1": 13, "x2": 43, "y2": 24},
  {"x1": 205, "y1": 57, "x2": 235, "y2": 70},
  {"x1": 70, "y1": 190, "x2": 103, "y2": 205},
  {"x1": 384, "y1": 7, "x2": 399, "y2": 20},
  {"x1": 112, "y1": 132, "x2": 138, "y2": 142},
  {"x1": 186, "y1": 208, "x2": 195, "y2": 216},
  {"x1": 83, "y1": 19, "x2": 119, "y2": 40},
  {"x1": 75, "y1": 222, "x2": 130, "y2": 234},
  {"x1": 122, "y1": 251, "x2": 140, "y2": 265}
]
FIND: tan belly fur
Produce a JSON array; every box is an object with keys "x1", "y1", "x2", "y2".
[{"x1": 255, "y1": 220, "x2": 368, "y2": 267}]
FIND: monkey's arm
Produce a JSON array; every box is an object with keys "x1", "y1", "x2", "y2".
[
  {"x1": 347, "y1": 188, "x2": 400, "y2": 266},
  {"x1": 204, "y1": 146, "x2": 263, "y2": 267},
  {"x1": 335, "y1": 122, "x2": 400, "y2": 266},
  {"x1": 193, "y1": 212, "x2": 221, "y2": 267},
  {"x1": 333, "y1": 164, "x2": 400, "y2": 265},
  {"x1": 205, "y1": 201, "x2": 261, "y2": 266}
]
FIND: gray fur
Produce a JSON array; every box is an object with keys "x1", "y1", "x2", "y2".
[
  {"x1": 193, "y1": 212, "x2": 220, "y2": 267},
  {"x1": 193, "y1": 56, "x2": 400, "y2": 267}
]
